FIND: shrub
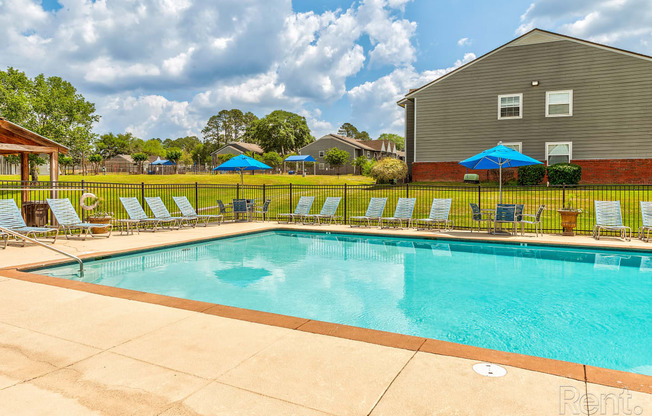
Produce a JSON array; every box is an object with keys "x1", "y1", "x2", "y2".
[
  {"x1": 362, "y1": 159, "x2": 376, "y2": 176},
  {"x1": 517, "y1": 164, "x2": 546, "y2": 186},
  {"x1": 488, "y1": 168, "x2": 515, "y2": 185},
  {"x1": 370, "y1": 158, "x2": 408, "y2": 184},
  {"x1": 547, "y1": 163, "x2": 582, "y2": 185}
]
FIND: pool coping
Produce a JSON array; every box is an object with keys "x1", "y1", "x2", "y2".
[{"x1": 1, "y1": 226, "x2": 651, "y2": 395}]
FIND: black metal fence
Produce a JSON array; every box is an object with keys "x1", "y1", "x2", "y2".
[{"x1": 1, "y1": 180, "x2": 651, "y2": 236}]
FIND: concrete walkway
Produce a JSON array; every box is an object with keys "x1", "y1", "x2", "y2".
[{"x1": 0, "y1": 223, "x2": 651, "y2": 415}]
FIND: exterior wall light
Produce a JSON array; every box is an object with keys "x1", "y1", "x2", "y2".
[{"x1": 531, "y1": 81, "x2": 539, "y2": 86}]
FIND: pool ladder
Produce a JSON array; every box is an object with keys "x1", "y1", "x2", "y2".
[{"x1": 0, "y1": 226, "x2": 84, "y2": 276}]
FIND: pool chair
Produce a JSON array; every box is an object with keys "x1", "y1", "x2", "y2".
[
  {"x1": 277, "y1": 196, "x2": 314, "y2": 223},
  {"x1": 0, "y1": 199, "x2": 58, "y2": 245},
  {"x1": 232, "y1": 199, "x2": 249, "y2": 221},
  {"x1": 119, "y1": 197, "x2": 178, "y2": 232},
  {"x1": 0, "y1": 231, "x2": 6, "y2": 249},
  {"x1": 493, "y1": 203, "x2": 523, "y2": 235},
  {"x1": 254, "y1": 199, "x2": 271, "y2": 222},
  {"x1": 303, "y1": 197, "x2": 342, "y2": 225},
  {"x1": 380, "y1": 198, "x2": 416, "y2": 229},
  {"x1": 172, "y1": 196, "x2": 222, "y2": 227},
  {"x1": 518, "y1": 204, "x2": 545, "y2": 236},
  {"x1": 46, "y1": 198, "x2": 112, "y2": 239},
  {"x1": 350, "y1": 197, "x2": 387, "y2": 227},
  {"x1": 594, "y1": 200, "x2": 631, "y2": 241},
  {"x1": 415, "y1": 198, "x2": 453, "y2": 231},
  {"x1": 469, "y1": 203, "x2": 493, "y2": 232},
  {"x1": 216, "y1": 199, "x2": 232, "y2": 220},
  {"x1": 145, "y1": 197, "x2": 197, "y2": 228},
  {"x1": 638, "y1": 201, "x2": 652, "y2": 242}
]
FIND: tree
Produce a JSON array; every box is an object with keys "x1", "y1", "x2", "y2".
[
  {"x1": 95, "y1": 132, "x2": 137, "y2": 159},
  {"x1": 58, "y1": 154, "x2": 73, "y2": 175},
  {"x1": 132, "y1": 152, "x2": 148, "y2": 173},
  {"x1": 28, "y1": 154, "x2": 46, "y2": 181},
  {"x1": 0, "y1": 67, "x2": 99, "y2": 165},
  {"x1": 248, "y1": 110, "x2": 313, "y2": 155},
  {"x1": 355, "y1": 131, "x2": 371, "y2": 141},
  {"x1": 337, "y1": 123, "x2": 359, "y2": 138},
  {"x1": 324, "y1": 148, "x2": 350, "y2": 176},
  {"x1": 88, "y1": 154, "x2": 102, "y2": 175},
  {"x1": 202, "y1": 109, "x2": 259, "y2": 148},
  {"x1": 377, "y1": 133, "x2": 405, "y2": 151},
  {"x1": 352, "y1": 155, "x2": 369, "y2": 175},
  {"x1": 165, "y1": 147, "x2": 183, "y2": 173},
  {"x1": 262, "y1": 152, "x2": 283, "y2": 173},
  {"x1": 370, "y1": 157, "x2": 408, "y2": 184},
  {"x1": 143, "y1": 138, "x2": 165, "y2": 156}
]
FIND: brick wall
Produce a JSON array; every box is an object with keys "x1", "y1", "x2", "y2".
[{"x1": 412, "y1": 159, "x2": 652, "y2": 184}]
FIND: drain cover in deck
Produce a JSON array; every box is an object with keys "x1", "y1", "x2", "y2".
[{"x1": 472, "y1": 363, "x2": 507, "y2": 377}]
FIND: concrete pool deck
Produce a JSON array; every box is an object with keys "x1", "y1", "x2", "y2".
[{"x1": 0, "y1": 222, "x2": 651, "y2": 415}]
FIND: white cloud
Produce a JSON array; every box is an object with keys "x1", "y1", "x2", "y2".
[
  {"x1": 457, "y1": 37, "x2": 471, "y2": 46},
  {"x1": 517, "y1": 0, "x2": 652, "y2": 54}
]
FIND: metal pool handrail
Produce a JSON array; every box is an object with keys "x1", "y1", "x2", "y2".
[{"x1": 0, "y1": 226, "x2": 83, "y2": 275}]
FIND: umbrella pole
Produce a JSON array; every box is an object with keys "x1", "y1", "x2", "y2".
[
  {"x1": 240, "y1": 169, "x2": 244, "y2": 185},
  {"x1": 499, "y1": 164, "x2": 502, "y2": 204}
]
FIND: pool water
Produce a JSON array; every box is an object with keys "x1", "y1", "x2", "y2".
[{"x1": 37, "y1": 231, "x2": 652, "y2": 375}]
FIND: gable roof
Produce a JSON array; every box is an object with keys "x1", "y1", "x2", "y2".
[
  {"x1": 322, "y1": 134, "x2": 376, "y2": 151},
  {"x1": 398, "y1": 28, "x2": 652, "y2": 106},
  {"x1": 212, "y1": 141, "x2": 264, "y2": 155}
]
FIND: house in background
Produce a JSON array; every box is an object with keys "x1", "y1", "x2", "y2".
[
  {"x1": 104, "y1": 154, "x2": 158, "y2": 173},
  {"x1": 398, "y1": 28, "x2": 652, "y2": 184},
  {"x1": 210, "y1": 142, "x2": 264, "y2": 166},
  {"x1": 299, "y1": 134, "x2": 400, "y2": 174}
]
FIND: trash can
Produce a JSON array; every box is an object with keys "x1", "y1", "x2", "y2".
[{"x1": 22, "y1": 201, "x2": 49, "y2": 227}]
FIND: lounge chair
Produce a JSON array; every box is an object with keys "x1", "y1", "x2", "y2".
[
  {"x1": 593, "y1": 200, "x2": 631, "y2": 241},
  {"x1": 145, "y1": 197, "x2": 197, "y2": 228},
  {"x1": 303, "y1": 197, "x2": 342, "y2": 225},
  {"x1": 119, "y1": 197, "x2": 178, "y2": 232},
  {"x1": 46, "y1": 198, "x2": 112, "y2": 239},
  {"x1": 469, "y1": 203, "x2": 492, "y2": 232},
  {"x1": 415, "y1": 198, "x2": 453, "y2": 231},
  {"x1": 518, "y1": 204, "x2": 545, "y2": 236},
  {"x1": 172, "y1": 196, "x2": 222, "y2": 227},
  {"x1": 638, "y1": 201, "x2": 652, "y2": 242},
  {"x1": 216, "y1": 200, "x2": 231, "y2": 220},
  {"x1": 350, "y1": 198, "x2": 387, "y2": 227},
  {"x1": 0, "y1": 199, "x2": 58, "y2": 245},
  {"x1": 0, "y1": 230, "x2": 7, "y2": 249},
  {"x1": 380, "y1": 198, "x2": 416, "y2": 229},
  {"x1": 232, "y1": 199, "x2": 249, "y2": 221},
  {"x1": 493, "y1": 203, "x2": 523, "y2": 235},
  {"x1": 277, "y1": 196, "x2": 314, "y2": 223},
  {"x1": 254, "y1": 199, "x2": 271, "y2": 221}
]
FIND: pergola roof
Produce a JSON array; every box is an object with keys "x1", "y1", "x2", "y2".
[{"x1": 0, "y1": 117, "x2": 69, "y2": 155}]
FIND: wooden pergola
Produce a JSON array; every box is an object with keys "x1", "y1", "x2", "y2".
[{"x1": 0, "y1": 117, "x2": 69, "y2": 202}]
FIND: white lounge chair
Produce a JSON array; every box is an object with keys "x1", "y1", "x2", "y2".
[
  {"x1": 593, "y1": 200, "x2": 631, "y2": 241},
  {"x1": 172, "y1": 196, "x2": 222, "y2": 227},
  {"x1": 119, "y1": 197, "x2": 177, "y2": 232},
  {"x1": 350, "y1": 198, "x2": 387, "y2": 227},
  {"x1": 0, "y1": 199, "x2": 58, "y2": 245},
  {"x1": 381, "y1": 198, "x2": 416, "y2": 229},
  {"x1": 277, "y1": 196, "x2": 314, "y2": 223},
  {"x1": 145, "y1": 197, "x2": 197, "y2": 228},
  {"x1": 415, "y1": 198, "x2": 453, "y2": 231},
  {"x1": 638, "y1": 201, "x2": 652, "y2": 242},
  {"x1": 303, "y1": 197, "x2": 341, "y2": 225},
  {"x1": 46, "y1": 198, "x2": 112, "y2": 239}
]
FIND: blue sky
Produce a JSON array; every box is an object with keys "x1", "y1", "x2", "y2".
[{"x1": 1, "y1": 0, "x2": 650, "y2": 141}]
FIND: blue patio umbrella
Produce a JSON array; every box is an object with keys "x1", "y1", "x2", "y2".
[
  {"x1": 213, "y1": 154, "x2": 271, "y2": 184},
  {"x1": 459, "y1": 141, "x2": 542, "y2": 203}
]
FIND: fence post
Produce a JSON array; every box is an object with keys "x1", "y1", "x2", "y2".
[
  {"x1": 562, "y1": 184, "x2": 566, "y2": 208},
  {"x1": 262, "y1": 184, "x2": 266, "y2": 203},
  {"x1": 344, "y1": 183, "x2": 347, "y2": 224},
  {"x1": 236, "y1": 183, "x2": 240, "y2": 199},
  {"x1": 195, "y1": 182, "x2": 199, "y2": 211},
  {"x1": 478, "y1": 185, "x2": 481, "y2": 210},
  {"x1": 81, "y1": 180, "x2": 85, "y2": 221},
  {"x1": 406, "y1": 183, "x2": 409, "y2": 198},
  {"x1": 289, "y1": 183, "x2": 293, "y2": 210},
  {"x1": 141, "y1": 182, "x2": 145, "y2": 205}
]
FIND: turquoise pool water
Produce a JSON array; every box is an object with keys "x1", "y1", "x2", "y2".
[{"x1": 36, "y1": 231, "x2": 651, "y2": 375}]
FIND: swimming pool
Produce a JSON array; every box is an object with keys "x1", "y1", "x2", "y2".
[{"x1": 35, "y1": 231, "x2": 652, "y2": 375}]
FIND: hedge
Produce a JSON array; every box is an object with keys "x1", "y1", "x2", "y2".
[
  {"x1": 517, "y1": 164, "x2": 546, "y2": 186},
  {"x1": 547, "y1": 163, "x2": 582, "y2": 185}
]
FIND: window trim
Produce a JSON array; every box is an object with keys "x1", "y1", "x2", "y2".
[
  {"x1": 318, "y1": 151, "x2": 325, "y2": 158},
  {"x1": 497, "y1": 93, "x2": 523, "y2": 120},
  {"x1": 319, "y1": 163, "x2": 325, "y2": 170},
  {"x1": 500, "y1": 142, "x2": 523, "y2": 153},
  {"x1": 545, "y1": 142, "x2": 573, "y2": 164},
  {"x1": 545, "y1": 90, "x2": 573, "y2": 117}
]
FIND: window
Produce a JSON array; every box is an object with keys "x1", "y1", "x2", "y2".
[
  {"x1": 367, "y1": 151, "x2": 371, "y2": 158},
  {"x1": 498, "y1": 93, "x2": 522, "y2": 119},
  {"x1": 546, "y1": 142, "x2": 572, "y2": 165},
  {"x1": 546, "y1": 90, "x2": 573, "y2": 117},
  {"x1": 500, "y1": 142, "x2": 522, "y2": 153},
  {"x1": 318, "y1": 151, "x2": 325, "y2": 157},
  {"x1": 319, "y1": 163, "x2": 325, "y2": 170}
]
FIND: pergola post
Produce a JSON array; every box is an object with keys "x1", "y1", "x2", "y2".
[
  {"x1": 20, "y1": 152, "x2": 29, "y2": 203},
  {"x1": 50, "y1": 150, "x2": 59, "y2": 199}
]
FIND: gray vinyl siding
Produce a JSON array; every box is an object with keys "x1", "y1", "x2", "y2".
[
  {"x1": 214, "y1": 146, "x2": 244, "y2": 156},
  {"x1": 412, "y1": 39, "x2": 652, "y2": 162},
  {"x1": 405, "y1": 100, "x2": 415, "y2": 173},
  {"x1": 300, "y1": 137, "x2": 360, "y2": 174}
]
